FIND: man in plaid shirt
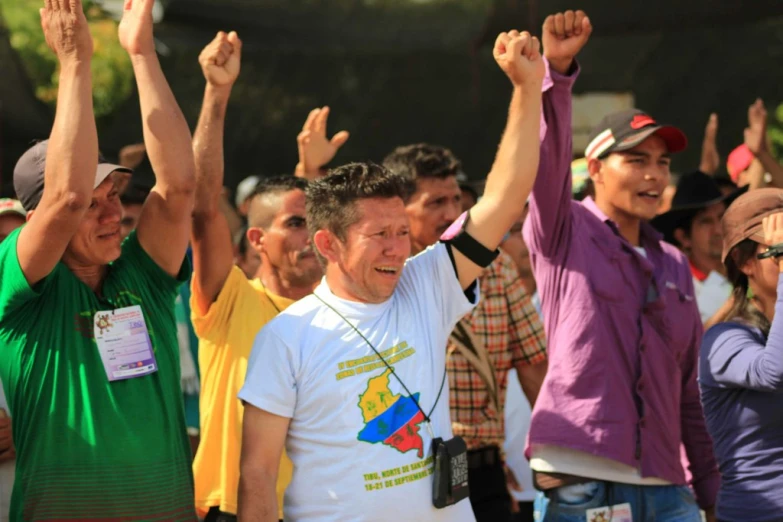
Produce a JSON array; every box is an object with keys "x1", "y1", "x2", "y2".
[{"x1": 383, "y1": 143, "x2": 548, "y2": 522}]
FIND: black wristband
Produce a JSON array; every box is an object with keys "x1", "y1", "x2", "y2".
[{"x1": 445, "y1": 230, "x2": 500, "y2": 269}]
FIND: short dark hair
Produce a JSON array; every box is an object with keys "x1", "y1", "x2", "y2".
[
  {"x1": 306, "y1": 162, "x2": 413, "y2": 245},
  {"x1": 120, "y1": 182, "x2": 151, "y2": 206},
  {"x1": 672, "y1": 216, "x2": 695, "y2": 246},
  {"x1": 247, "y1": 175, "x2": 308, "y2": 228},
  {"x1": 382, "y1": 143, "x2": 461, "y2": 183},
  {"x1": 250, "y1": 175, "x2": 308, "y2": 201}
]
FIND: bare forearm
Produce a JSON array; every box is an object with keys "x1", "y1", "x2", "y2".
[
  {"x1": 746, "y1": 159, "x2": 766, "y2": 191},
  {"x1": 757, "y1": 150, "x2": 783, "y2": 188},
  {"x1": 472, "y1": 86, "x2": 542, "y2": 246},
  {"x1": 45, "y1": 62, "x2": 98, "y2": 204},
  {"x1": 131, "y1": 54, "x2": 195, "y2": 191},
  {"x1": 193, "y1": 85, "x2": 231, "y2": 215},
  {"x1": 238, "y1": 472, "x2": 279, "y2": 522}
]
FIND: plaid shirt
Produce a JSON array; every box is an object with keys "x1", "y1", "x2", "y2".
[{"x1": 448, "y1": 250, "x2": 546, "y2": 450}]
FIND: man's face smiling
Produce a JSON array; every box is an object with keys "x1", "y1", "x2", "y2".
[{"x1": 593, "y1": 135, "x2": 672, "y2": 222}]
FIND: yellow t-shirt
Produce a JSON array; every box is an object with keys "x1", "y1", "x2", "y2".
[{"x1": 191, "y1": 266, "x2": 294, "y2": 519}]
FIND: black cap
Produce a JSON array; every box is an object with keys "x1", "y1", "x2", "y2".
[
  {"x1": 13, "y1": 140, "x2": 133, "y2": 211},
  {"x1": 650, "y1": 171, "x2": 747, "y2": 244},
  {"x1": 585, "y1": 109, "x2": 688, "y2": 160}
]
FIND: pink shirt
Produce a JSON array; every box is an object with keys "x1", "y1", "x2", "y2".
[{"x1": 522, "y1": 63, "x2": 719, "y2": 509}]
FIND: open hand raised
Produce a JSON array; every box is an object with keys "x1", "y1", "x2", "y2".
[
  {"x1": 118, "y1": 0, "x2": 155, "y2": 56},
  {"x1": 762, "y1": 212, "x2": 783, "y2": 250},
  {"x1": 40, "y1": 0, "x2": 93, "y2": 63},
  {"x1": 700, "y1": 113, "x2": 720, "y2": 175},
  {"x1": 744, "y1": 99, "x2": 768, "y2": 156},
  {"x1": 296, "y1": 107, "x2": 350, "y2": 178}
]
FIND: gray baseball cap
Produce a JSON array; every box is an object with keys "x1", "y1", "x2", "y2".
[
  {"x1": 13, "y1": 140, "x2": 133, "y2": 212},
  {"x1": 235, "y1": 175, "x2": 260, "y2": 208}
]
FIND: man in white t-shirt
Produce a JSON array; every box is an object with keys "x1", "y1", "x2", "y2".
[{"x1": 237, "y1": 28, "x2": 546, "y2": 522}]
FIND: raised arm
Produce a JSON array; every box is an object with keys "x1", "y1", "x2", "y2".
[
  {"x1": 523, "y1": 11, "x2": 590, "y2": 259},
  {"x1": 699, "y1": 113, "x2": 720, "y2": 176},
  {"x1": 191, "y1": 31, "x2": 243, "y2": 308},
  {"x1": 119, "y1": 0, "x2": 196, "y2": 276},
  {"x1": 706, "y1": 215, "x2": 783, "y2": 390},
  {"x1": 744, "y1": 99, "x2": 783, "y2": 189},
  {"x1": 449, "y1": 31, "x2": 544, "y2": 289},
  {"x1": 17, "y1": 0, "x2": 97, "y2": 286},
  {"x1": 294, "y1": 107, "x2": 350, "y2": 180}
]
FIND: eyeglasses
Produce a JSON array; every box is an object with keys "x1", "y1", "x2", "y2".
[{"x1": 757, "y1": 244, "x2": 783, "y2": 260}]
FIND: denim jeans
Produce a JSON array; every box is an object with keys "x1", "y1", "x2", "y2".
[{"x1": 534, "y1": 481, "x2": 702, "y2": 522}]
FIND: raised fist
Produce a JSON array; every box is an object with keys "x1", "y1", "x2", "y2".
[
  {"x1": 542, "y1": 10, "x2": 592, "y2": 74},
  {"x1": 199, "y1": 31, "x2": 242, "y2": 88},
  {"x1": 493, "y1": 31, "x2": 545, "y2": 88},
  {"x1": 40, "y1": 0, "x2": 94, "y2": 62},
  {"x1": 296, "y1": 107, "x2": 350, "y2": 178},
  {"x1": 744, "y1": 99, "x2": 768, "y2": 156},
  {"x1": 119, "y1": 0, "x2": 155, "y2": 56}
]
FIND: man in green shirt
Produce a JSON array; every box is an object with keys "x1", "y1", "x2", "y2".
[{"x1": 0, "y1": 1, "x2": 196, "y2": 519}]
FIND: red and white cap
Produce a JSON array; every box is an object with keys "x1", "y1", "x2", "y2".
[{"x1": 584, "y1": 109, "x2": 688, "y2": 160}]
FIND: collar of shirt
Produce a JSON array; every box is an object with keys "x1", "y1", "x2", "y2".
[
  {"x1": 580, "y1": 196, "x2": 667, "y2": 276},
  {"x1": 688, "y1": 258, "x2": 709, "y2": 282}
]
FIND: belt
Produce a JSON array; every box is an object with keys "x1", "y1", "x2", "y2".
[
  {"x1": 467, "y1": 445, "x2": 501, "y2": 469},
  {"x1": 533, "y1": 471, "x2": 594, "y2": 491}
]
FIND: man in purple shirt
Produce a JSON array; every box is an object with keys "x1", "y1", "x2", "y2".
[{"x1": 522, "y1": 10, "x2": 719, "y2": 522}]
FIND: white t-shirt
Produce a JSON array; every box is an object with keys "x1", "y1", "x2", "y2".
[
  {"x1": 503, "y1": 369, "x2": 535, "y2": 503},
  {"x1": 693, "y1": 271, "x2": 732, "y2": 324},
  {"x1": 240, "y1": 243, "x2": 478, "y2": 522}
]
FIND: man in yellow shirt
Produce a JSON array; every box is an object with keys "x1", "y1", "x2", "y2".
[{"x1": 189, "y1": 32, "x2": 324, "y2": 522}]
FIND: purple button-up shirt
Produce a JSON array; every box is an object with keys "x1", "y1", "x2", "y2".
[{"x1": 522, "y1": 64, "x2": 719, "y2": 509}]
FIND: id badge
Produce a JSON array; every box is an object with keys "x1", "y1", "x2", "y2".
[
  {"x1": 586, "y1": 503, "x2": 632, "y2": 522},
  {"x1": 94, "y1": 305, "x2": 158, "y2": 382},
  {"x1": 431, "y1": 435, "x2": 469, "y2": 509}
]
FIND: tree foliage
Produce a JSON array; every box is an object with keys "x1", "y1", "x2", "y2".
[{"x1": 0, "y1": 0, "x2": 134, "y2": 119}]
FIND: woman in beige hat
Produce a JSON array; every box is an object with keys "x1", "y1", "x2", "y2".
[{"x1": 699, "y1": 188, "x2": 783, "y2": 522}]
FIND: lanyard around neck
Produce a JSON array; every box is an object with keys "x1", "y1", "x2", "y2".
[{"x1": 314, "y1": 293, "x2": 447, "y2": 429}]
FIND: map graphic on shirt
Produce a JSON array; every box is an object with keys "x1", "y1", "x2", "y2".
[{"x1": 357, "y1": 368, "x2": 426, "y2": 457}]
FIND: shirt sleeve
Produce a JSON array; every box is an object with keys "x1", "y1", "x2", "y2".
[
  {"x1": 0, "y1": 227, "x2": 49, "y2": 316},
  {"x1": 679, "y1": 274, "x2": 720, "y2": 510},
  {"x1": 238, "y1": 323, "x2": 298, "y2": 418},
  {"x1": 190, "y1": 265, "x2": 248, "y2": 345},
  {"x1": 121, "y1": 230, "x2": 190, "y2": 300},
  {"x1": 703, "y1": 279, "x2": 783, "y2": 391},
  {"x1": 522, "y1": 60, "x2": 580, "y2": 259},
  {"x1": 404, "y1": 243, "x2": 479, "y2": 333},
  {"x1": 498, "y1": 252, "x2": 547, "y2": 367}
]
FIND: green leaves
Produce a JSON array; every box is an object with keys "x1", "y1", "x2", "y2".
[{"x1": 0, "y1": 0, "x2": 134, "y2": 119}]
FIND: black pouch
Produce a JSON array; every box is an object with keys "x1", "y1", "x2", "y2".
[{"x1": 431, "y1": 435, "x2": 470, "y2": 508}]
